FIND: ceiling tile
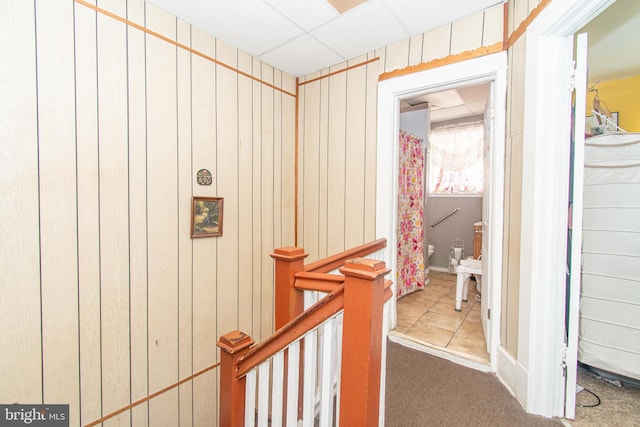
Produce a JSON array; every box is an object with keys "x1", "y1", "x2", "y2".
[
  {"x1": 383, "y1": 0, "x2": 503, "y2": 34},
  {"x1": 259, "y1": 34, "x2": 344, "y2": 77},
  {"x1": 263, "y1": 0, "x2": 339, "y2": 31},
  {"x1": 310, "y1": 0, "x2": 409, "y2": 59},
  {"x1": 149, "y1": 0, "x2": 303, "y2": 57}
]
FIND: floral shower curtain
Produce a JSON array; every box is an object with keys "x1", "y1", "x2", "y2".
[{"x1": 397, "y1": 131, "x2": 427, "y2": 298}]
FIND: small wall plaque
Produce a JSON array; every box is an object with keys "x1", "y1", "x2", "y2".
[{"x1": 197, "y1": 169, "x2": 212, "y2": 185}]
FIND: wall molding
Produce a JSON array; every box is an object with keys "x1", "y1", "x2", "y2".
[
  {"x1": 378, "y1": 42, "x2": 503, "y2": 82},
  {"x1": 74, "y1": 0, "x2": 296, "y2": 98},
  {"x1": 84, "y1": 362, "x2": 220, "y2": 426}
]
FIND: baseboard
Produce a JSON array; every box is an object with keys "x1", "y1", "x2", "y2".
[
  {"x1": 496, "y1": 345, "x2": 529, "y2": 410},
  {"x1": 496, "y1": 346, "x2": 517, "y2": 396}
]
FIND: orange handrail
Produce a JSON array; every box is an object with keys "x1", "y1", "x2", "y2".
[
  {"x1": 237, "y1": 284, "x2": 344, "y2": 377},
  {"x1": 304, "y1": 238, "x2": 387, "y2": 273}
]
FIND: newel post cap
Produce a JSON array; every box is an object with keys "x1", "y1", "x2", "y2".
[
  {"x1": 217, "y1": 330, "x2": 254, "y2": 354},
  {"x1": 270, "y1": 247, "x2": 309, "y2": 261},
  {"x1": 339, "y1": 257, "x2": 390, "y2": 280}
]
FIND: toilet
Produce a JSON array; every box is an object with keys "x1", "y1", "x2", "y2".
[{"x1": 425, "y1": 244, "x2": 435, "y2": 276}]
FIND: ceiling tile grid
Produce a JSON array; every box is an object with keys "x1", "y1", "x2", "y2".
[{"x1": 147, "y1": 0, "x2": 505, "y2": 77}]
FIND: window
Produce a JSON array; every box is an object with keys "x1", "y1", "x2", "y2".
[{"x1": 428, "y1": 121, "x2": 484, "y2": 194}]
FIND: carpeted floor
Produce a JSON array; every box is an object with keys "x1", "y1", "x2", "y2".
[
  {"x1": 385, "y1": 340, "x2": 563, "y2": 426},
  {"x1": 571, "y1": 365, "x2": 640, "y2": 426}
]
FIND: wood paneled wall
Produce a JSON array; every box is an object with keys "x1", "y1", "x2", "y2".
[
  {"x1": 0, "y1": 0, "x2": 295, "y2": 425},
  {"x1": 296, "y1": 4, "x2": 504, "y2": 261}
]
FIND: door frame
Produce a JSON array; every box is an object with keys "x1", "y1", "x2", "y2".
[
  {"x1": 516, "y1": 0, "x2": 614, "y2": 417},
  {"x1": 376, "y1": 51, "x2": 507, "y2": 371}
]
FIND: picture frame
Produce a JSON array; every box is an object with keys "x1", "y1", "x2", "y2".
[{"x1": 191, "y1": 197, "x2": 224, "y2": 238}]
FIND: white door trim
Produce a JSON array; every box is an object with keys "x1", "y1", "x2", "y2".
[
  {"x1": 376, "y1": 52, "x2": 507, "y2": 372},
  {"x1": 517, "y1": 0, "x2": 614, "y2": 417}
]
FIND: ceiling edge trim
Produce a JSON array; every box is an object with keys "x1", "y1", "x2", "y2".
[{"x1": 379, "y1": 42, "x2": 504, "y2": 82}]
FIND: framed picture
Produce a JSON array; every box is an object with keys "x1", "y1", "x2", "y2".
[{"x1": 191, "y1": 197, "x2": 223, "y2": 238}]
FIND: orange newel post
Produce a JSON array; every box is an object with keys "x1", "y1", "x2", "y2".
[
  {"x1": 271, "y1": 247, "x2": 309, "y2": 329},
  {"x1": 339, "y1": 258, "x2": 391, "y2": 427},
  {"x1": 217, "y1": 330, "x2": 255, "y2": 427}
]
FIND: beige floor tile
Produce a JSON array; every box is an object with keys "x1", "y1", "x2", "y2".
[
  {"x1": 405, "y1": 323, "x2": 454, "y2": 347},
  {"x1": 458, "y1": 318, "x2": 484, "y2": 337},
  {"x1": 465, "y1": 309, "x2": 482, "y2": 325},
  {"x1": 396, "y1": 304, "x2": 427, "y2": 325},
  {"x1": 393, "y1": 317, "x2": 415, "y2": 333},
  {"x1": 447, "y1": 332, "x2": 489, "y2": 361},
  {"x1": 429, "y1": 300, "x2": 472, "y2": 315},
  {"x1": 397, "y1": 294, "x2": 435, "y2": 311},
  {"x1": 419, "y1": 285, "x2": 450, "y2": 301},
  {"x1": 417, "y1": 310, "x2": 465, "y2": 332}
]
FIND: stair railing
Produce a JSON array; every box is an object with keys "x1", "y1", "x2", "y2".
[{"x1": 218, "y1": 239, "x2": 390, "y2": 427}]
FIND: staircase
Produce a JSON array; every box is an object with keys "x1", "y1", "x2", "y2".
[{"x1": 217, "y1": 239, "x2": 391, "y2": 427}]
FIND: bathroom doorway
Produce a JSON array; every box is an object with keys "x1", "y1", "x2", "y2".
[
  {"x1": 394, "y1": 82, "x2": 491, "y2": 364},
  {"x1": 376, "y1": 52, "x2": 507, "y2": 372}
]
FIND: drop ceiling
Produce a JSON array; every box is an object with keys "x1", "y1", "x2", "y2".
[{"x1": 146, "y1": 0, "x2": 504, "y2": 77}]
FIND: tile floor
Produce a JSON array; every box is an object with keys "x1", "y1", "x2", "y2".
[{"x1": 391, "y1": 270, "x2": 490, "y2": 364}]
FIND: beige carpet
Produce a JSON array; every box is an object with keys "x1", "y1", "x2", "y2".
[
  {"x1": 570, "y1": 365, "x2": 640, "y2": 426},
  {"x1": 385, "y1": 340, "x2": 562, "y2": 426}
]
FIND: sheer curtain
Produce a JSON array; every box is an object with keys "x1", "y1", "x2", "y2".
[
  {"x1": 397, "y1": 131, "x2": 426, "y2": 298},
  {"x1": 428, "y1": 121, "x2": 484, "y2": 194}
]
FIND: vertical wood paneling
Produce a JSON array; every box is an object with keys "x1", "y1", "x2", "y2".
[
  {"x1": 261, "y1": 63, "x2": 276, "y2": 338},
  {"x1": 190, "y1": 26, "x2": 218, "y2": 425},
  {"x1": 126, "y1": 0, "x2": 148, "y2": 424},
  {"x1": 273, "y1": 71, "x2": 283, "y2": 250},
  {"x1": 384, "y1": 39, "x2": 410, "y2": 73},
  {"x1": 216, "y1": 39, "x2": 240, "y2": 337},
  {"x1": 281, "y1": 80, "x2": 296, "y2": 247},
  {"x1": 237, "y1": 51, "x2": 255, "y2": 336},
  {"x1": 252, "y1": 57, "x2": 264, "y2": 341},
  {"x1": 145, "y1": 5, "x2": 179, "y2": 424},
  {"x1": 326, "y1": 65, "x2": 347, "y2": 255},
  {"x1": 96, "y1": 0, "x2": 131, "y2": 423},
  {"x1": 5, "y1": 1, "x2": 296, "y2": 424},
  {"x1": 483, "y1": 5, "x2": 505, "y2": 47},
  {"x1": 0, "y1": 0, "x2": 42, "y2": 405},
  {"x1": 176, "y1": 17, "x2": 193, "y2": 427},
  {"x1": 363, "y1": 54, "x2": 379, "y2": 242},
  {"x1": 421, "y1": 24, "x2": 452, "y2": 63},
  {"x1": 513, "y1": 0, "x2": 529, "y2": 31},
  {"x1": 344, "y1": 56, "x2": 368, "y2": 248},
  {"x1": 74, "y1": 1, "x2": 102, "y2": 423},
  {"x1": 302, "y1": 74, "x2": 321, "y2": 260},
  {"x1": 408, "y1": 34, "x2": 423, "y2": 66},
  {"x1": 451, "y1": 11, "x2": 484, "y2": 55},
  {"x1": 35, "y1": 0, "x2": 80, "y2": 423},
  {"x1": 318, "y1": 71, "x2": 330, "y2": 259}
]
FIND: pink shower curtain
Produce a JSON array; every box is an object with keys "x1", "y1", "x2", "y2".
[{"x1": 397, "y1": 131, "x2": 427, "y2": 298}]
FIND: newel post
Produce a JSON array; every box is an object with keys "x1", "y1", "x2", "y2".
[
  {"x1": 339, "y1": 258, "x2": 390, "y2": 427},
  {"x1": 217, "y1": 330, "x2": 254, "y2": 427},
  {"x1": 271, "y1": 247, "x2": 309, "y2": 329}
]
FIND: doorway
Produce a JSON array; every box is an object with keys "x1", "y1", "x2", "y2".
[
  {"x1": 394, "y1": 83, "x2": 490, "y2": 364},
  {"x1": 376, "y1": 52, "x2": 507, "y2": 372}
]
